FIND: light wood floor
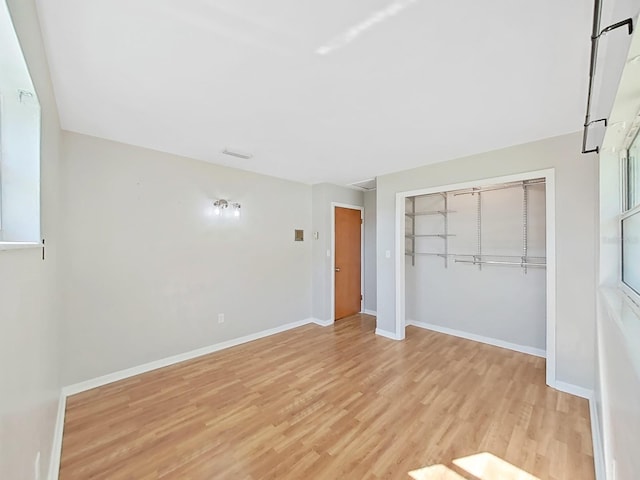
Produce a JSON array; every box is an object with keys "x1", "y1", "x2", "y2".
[{"x1": 59, "y1": 315, "x2": 594, "y2": 479}]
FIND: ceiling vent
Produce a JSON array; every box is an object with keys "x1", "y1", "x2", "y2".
[
  {"x1": 222, "y1": 148, "x2": 253, "y2": 160},
  {"x1": 350, "y1": 178, "x2": 377, "y2": 191}
]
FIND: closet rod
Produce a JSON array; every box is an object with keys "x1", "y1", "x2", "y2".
[
  {"x1": 407, "y1": 253, "x2": 546, "y2": 259},
  {"x1": 405, "y1": 210, "x2": 455, "y2": 217},
  {"x1": 453, "y1": 179, "x2": 545, "y2": 196},
  {"x1": 455, "y1": 259, "x2": 546, "y2": 267}
]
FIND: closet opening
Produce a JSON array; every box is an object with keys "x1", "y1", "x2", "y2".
[{"x1": 394, "y1": 169, "x2": 557, "y2": 387}]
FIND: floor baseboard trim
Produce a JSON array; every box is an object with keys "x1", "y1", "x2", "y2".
[
  {"x1": 48, "y1": 391, "x2": 66, "y2": 480},
  {"x1": 552, "y1": 380, "x2": 593, "y2": 400},
  {"x1": 406, "y1": 320, "x2": 546, "y2": 358},
  {"x1": 311, "y1": 318, "x2": 334, "y2": 327},
  {"x1": 375, "y1": 328, "x2": 402, "y2": 340},
  {"x1": 63, "y1": 318, "x2": 314, "y2": 397},
  {"x1": 588, "y1": 395, "x2": 606, "y2": 480},
  {"x1": 362, "y1": 309, "x2": 377, "y2": 316}
]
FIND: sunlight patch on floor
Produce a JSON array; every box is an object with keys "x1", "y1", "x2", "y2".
[
  {"x1": 410, "y1": 452, "x2": 540, "y2": 480},
  {"x1": 408, "y1": 464, "x2": 467, "y2": 480},
  {"x1": 453, "y1": 452, "x2": 539, "y2": 480}
]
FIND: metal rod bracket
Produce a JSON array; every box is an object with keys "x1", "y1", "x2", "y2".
[{"x1": 594, "y1": 17, "x2": 634, "y2": 39}]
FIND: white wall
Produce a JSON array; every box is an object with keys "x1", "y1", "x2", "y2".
[
  {"x1": 596, "y1": 74, "x2": 640, "y2": 478},
  {"x1": 377, "y1": 132, "x2": 598, "y2": 389},
  {"x1": 364, "y1": 190, "x2": 376, "y2": 313},
  {"x1": 311, "y1": 183, "x2": 363, "y2": 321},
  {"x1": 0, "y1": 1, "x2": 61, "y2": 479},
  {"x1": 60, "y1": 132, "x2": 312, "y2": 385},
  {"x1": 405, "y1": 185, "x2": 546, "y2": 350},
  {"x1": 596, "y1": 291, "x2": 640, "y2": 480}
]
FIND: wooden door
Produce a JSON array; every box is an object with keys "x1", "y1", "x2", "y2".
[{"x1": 335, "y1": 207, "x2": 362, "y2": 320}]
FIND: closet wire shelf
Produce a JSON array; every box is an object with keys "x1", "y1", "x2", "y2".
[{"x1": 405, "y1": 179, "x2": 546, "y2": 271}]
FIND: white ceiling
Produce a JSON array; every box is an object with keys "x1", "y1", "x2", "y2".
[{"x1": 36, "y1": 0, "x2": 592, "y2": 185}]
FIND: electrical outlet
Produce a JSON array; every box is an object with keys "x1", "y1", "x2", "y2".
[
  {"x1": 217, "y1": 313, "x2": 224, "y2": 324},
  {"x1": 34, "y1": 451, "x2": 40, "y2": 480}
]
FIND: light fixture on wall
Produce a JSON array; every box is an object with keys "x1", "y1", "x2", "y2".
[
  {"x1": 231, "y1": 203, "x2": 241, "y2": 217},
  {"x1": 213, "y1": 199, "x2": 241, "y2": 217}
]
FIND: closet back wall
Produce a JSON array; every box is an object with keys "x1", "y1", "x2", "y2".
[
  {"x1": 60, "y1": 132, "x2": 312, "y2": 385},
  {"x1": 406, "y1": 185, "x2": 546, "y2": 351}
]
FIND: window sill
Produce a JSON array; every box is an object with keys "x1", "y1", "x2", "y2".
[{"x1": 0, "y1": 241, "x2": 41, "y2": 251}]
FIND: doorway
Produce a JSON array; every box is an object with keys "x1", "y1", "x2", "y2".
[{"x1": 332, "y1": 204, "x2": 364, "y2": 320}]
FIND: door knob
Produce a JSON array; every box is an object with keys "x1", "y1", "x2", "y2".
[{"x1": 335, "y1": 267, "x2": 341, "y2": 272}]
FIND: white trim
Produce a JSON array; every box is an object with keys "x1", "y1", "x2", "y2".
[
  {"x1": 552, "y1": 380, "x2": 593, "y2": 399},
  {"x1": 395, "y1": 168, "x2": 557, "y2": 386},
  {"x1": 589, "y1": 395, "x2": 606, "y2": 480},
  {"x1": 47, "y1": 392, "x2": 66, "y2": 480},
  {"x1": 311, "y1": 318, "x2": 334, "y2": 327},
  {"x1": 63, "y1": 318, "x2": 315, "y2": 396},
  {"x1": 0, "y1": 241, "x2": 40, "y2": 251},
  {"x1": 331, "y1": 202, "x2": 364, "y2": 322},
  {"x1": 362, "y1": 309, "x2": 377, "y2": 316},
  {"x1": 407, "y1": 320, "x2": 546, "y2": 358},
  {"x1": 545, "y1": 170, "x2": 557, "y2": 386},
  {"x1": 395, "y1": 191, "x2": 406, "y2": 340},
  {"x1": 375, "y1": 328, "x2": 403, "y2": 340}
]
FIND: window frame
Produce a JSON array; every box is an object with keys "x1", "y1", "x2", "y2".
[
  {"x1": 0, "y1": 0, "x2": 42, "y2": 248},
  {"x1": 619, "y1": 122, "x2": 640, "y2": 310}
]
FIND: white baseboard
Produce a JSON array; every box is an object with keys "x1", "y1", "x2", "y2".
[
  {"x1": 406, "y1": 320, "x2": 546, "y2": 358},
  {"x1": 588, "y1": 396, "x2": 606, "y2": 480},
  {"x1": 63, "y1": 318, "x2": 314, "y2": 396},
  {"x1": 552, "y1": 380, "x2": 593, "y2": 400},
  {"x1": 362, "y1": 309, "x2": 377, "y2": 316},
  {"x1": 48, "y1": 392, "x2": 66, "y2": 480},
  {"x1": 375, "y1": 328, "x2": 402, "y2": 340},
  {"x1": 311, "y1": 318, "x2": 334, "y2": 327}
]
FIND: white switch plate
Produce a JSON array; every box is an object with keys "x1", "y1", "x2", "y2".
[
  {"x1": 385, "y1": 250, "x2": 391, "y2": 258},
  {"x1": 217, "y1": 313, "x2": 224, "y2": 324}
]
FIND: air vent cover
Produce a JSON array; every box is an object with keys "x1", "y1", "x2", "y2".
[
  {"x1": 222, "y1": 148, "x2": 253, "y2": 160},
  {"x1": 350, "y1": 178, "x2": 376, "y2": 191}
]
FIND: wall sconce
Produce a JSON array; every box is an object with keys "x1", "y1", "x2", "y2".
[{"x1": 213, "y1": 199, "x2": 241, "y2": 217}]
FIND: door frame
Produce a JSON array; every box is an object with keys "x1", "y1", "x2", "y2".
[
  {"x1": 331, "y1": 202, "x2": 364, "y2": 322},
  {"x1": 394, "y1": 168, "x2": 557, "y2": 387}
]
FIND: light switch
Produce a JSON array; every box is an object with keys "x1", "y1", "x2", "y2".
[
  {"x1": 385, "y1": 250, "x2": 391, "y2": 258},
  {"x1": 313, "y1": 231, "x2": 319, "y2": 240}
]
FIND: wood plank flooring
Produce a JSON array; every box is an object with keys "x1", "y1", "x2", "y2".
[{"x1": 59, "y1": 314, "x2": 594, "y2": 479}]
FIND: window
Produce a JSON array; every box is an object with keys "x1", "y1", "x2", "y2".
[
  {"x1": 622, "y1": 127, "x2": 640, "y2": 298},
  {"x1": 0, "y1": 0, "x2": 41, "y2": 246}
]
